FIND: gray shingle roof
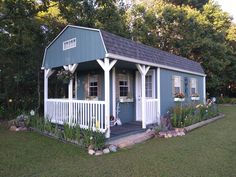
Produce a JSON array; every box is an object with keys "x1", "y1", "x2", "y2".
[{"x1": 100, "y1": 30, "x2": 204, "y2": 74}]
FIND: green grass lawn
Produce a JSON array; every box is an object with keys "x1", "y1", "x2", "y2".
[{"x1": 0, "y1": 106, "x2": 236, "y2": 177}]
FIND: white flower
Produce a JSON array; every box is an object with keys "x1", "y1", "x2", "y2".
[
  {"x1": 90, "y1": 136, "x2": 93, "y2": 140},
  {"x1": 30, "y1": 110, "x2": 35, "y2": 116}
]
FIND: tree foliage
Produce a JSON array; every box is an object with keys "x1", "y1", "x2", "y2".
[{"x1": 0, "y1": 0, "x2": 235, "y2": 118}]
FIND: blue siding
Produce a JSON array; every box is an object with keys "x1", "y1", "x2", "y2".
[
  {"x1": 43, "y1": 26, "x2": 106, "y2": 69},
  {"x1": 160, "y1": 68, "x2": 204, "y2": 116}
]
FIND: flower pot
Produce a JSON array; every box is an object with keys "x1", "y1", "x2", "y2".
[
  {"x1": 174, "y1": 98, "x2": 185, "y2": 102},
  {"x1": 191, "y1": 97, "x2": 200, "y2": 101}
]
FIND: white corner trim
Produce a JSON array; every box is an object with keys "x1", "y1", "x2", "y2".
[
  {"x1": 157, "y1": 67, "x2": 161, "y2": 124},
  {"x1": 106, "y1": 53, "x2": 206, "y2": 77},
  {"x1": 203, "y1": 76, "x2": 206, "y2": 104}
]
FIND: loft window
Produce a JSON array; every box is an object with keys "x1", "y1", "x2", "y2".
[
  {"x1": 89, "y1": 75, "x2": 98, "y2": 97},
  {"x1": 63, "y1": 38, "x2": 76, "y2": 50}
]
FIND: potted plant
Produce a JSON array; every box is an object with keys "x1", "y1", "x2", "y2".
[
  {"x1": 174, "y1": 92, "x2": 185, "y2": 102},
  {"x1": 191, "y1": 93, "x2": 200, "y2": 100}
]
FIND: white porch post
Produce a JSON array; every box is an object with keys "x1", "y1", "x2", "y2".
[
  {"x1": 157, "y1": 67, "x2": 161, "y2": 125},
  {"x1": 112, "y1": 68, "x2": 116, "y2": 117},
  {"x1": 97, "y1": 58, "x2": 117, "y2": 138},
  {"x1": 136, "y1": 64, "x2": 150, "y2": 129},
  {"x1": 44, "y1": 69, "x2": 54, "y2": 118},
  {"x1": 203, "y1": 76, "x2": 206, "y2": 104},
  {"x1": 64, "y1": 64, "x2": 78, "y2": 125}
]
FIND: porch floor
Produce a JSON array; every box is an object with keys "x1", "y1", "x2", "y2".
[{"x1": 109, "y1": 121, "x2": 144, "y2": 140}]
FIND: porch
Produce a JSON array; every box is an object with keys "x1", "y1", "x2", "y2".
[{"x1": 45, "y1": 97, "x2": 159, "y2": 137}]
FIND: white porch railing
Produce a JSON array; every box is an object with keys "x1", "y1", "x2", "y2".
[
  {"x1": 146, "y1": 99, "x2": 159, "y2": 125},
  {"x1": 46, "y1": 99, "x2": 106, "y2": 132}
]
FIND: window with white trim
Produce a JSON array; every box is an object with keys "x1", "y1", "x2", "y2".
[
  {"x1": 190, "y1": 78, "x2": 197, "y2": 95},
  {"x1": 118, "y1": 74, "x2": 129, "y2": 97},
  {"x1": 173, "y1": 75, "x2": 181, "y2": 94},
  {"x1": 89, "y1": 75, "x2": 98, "y2": 97},
  {"x1": 63, "y1": 38, "x2": 76, "y2": 50}
]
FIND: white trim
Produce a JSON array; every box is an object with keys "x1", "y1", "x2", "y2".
[
  {"x1": 63, "y1": 38, "x2": 76, "y2": 51},
  {"x1": 45, "y1": 69, "x2": 54, "y2": 78},
  {"x1": 136, "y1": 64, "x2": 150, "y2": 129},
  {"x1": 99, "y1": 30, "x2": 108, "y2": 53},
  {"x1": 75, "y1": 73, "x2": 78, "y2": 99},
  {"x1": 68, "y1": 64, "x2": 78, "y2": 73},
  {"x1": 157, "y1": 67, "x2": 161, "y2": 124},
  {"x1": 112, "y1": 68, "x2": 116, "y2": 117},
  {"x1": 203, "y1": 76, "x2": 206, "y2": 104},
  {"x1": 106, "y1": 53, "x2": 206, "y2": 77}
]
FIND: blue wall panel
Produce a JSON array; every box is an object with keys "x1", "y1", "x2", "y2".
[
  {"x1": 43, "y1": 26, "x2": 106, "y2": 69},
  {"x1": 160, "y1": 68, "x2": 204, "y2": 116}
]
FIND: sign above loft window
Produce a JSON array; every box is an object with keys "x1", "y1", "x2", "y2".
[{"x1": 63, "y1": 38, "x2": 76, "y2": 51}]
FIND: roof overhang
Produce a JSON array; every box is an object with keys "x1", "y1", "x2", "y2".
[{"x1": 105, "y1": 53, "x2": 206, "y2": 77}]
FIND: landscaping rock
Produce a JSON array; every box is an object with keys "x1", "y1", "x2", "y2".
[
  {"x1": 95, "y1": 150, "x2": 103, "y2": 156},
  {"x1": 18, "y1": 127, "x2": 27, "y2": 131},
  {"x1": 88, "y1": 149, "x2": 95, "y2": 155},
  {"x1": 108, "y1": 144, "x2": 117, "y2": 152},
  {"x1": 88, "y1": 145, "x2": 94, "y2": 150},
  {"x1": 103, "y1": 148, "x2": 110, "y2": 154},
  {"x1": 9, "y1": 125, "x2": 17, "y2": 131}
]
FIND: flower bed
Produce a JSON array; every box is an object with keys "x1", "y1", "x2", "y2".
[
  {"x1": 28, "y1": 116, "x2": 113, "y2": 155},
  {"x1": 170, "y1": 103, "x2": 219, "y2": 128}
]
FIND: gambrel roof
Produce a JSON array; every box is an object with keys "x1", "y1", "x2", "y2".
[
  {"x1": 101, "y1": 30, "x2": 204, "y2": 74},
  {"x1": 43, "y1": 25, "x2": 205, "y2": 76}
]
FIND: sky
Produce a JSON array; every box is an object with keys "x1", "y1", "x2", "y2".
[{"x1": 216, "y1": 0, "x2": 236, "y2": 23}]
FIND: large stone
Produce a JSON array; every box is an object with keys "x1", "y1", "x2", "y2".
[
  {"x1": 103, "y1": 148, "x2": 110, "y2": 154},
  {"x1": 88, "y1": 149, "x2": 95, "y2": 155},
  {"x1": 108, "y1": 144, "x2": 117, "y2": 152},
  {"x1": 9, "y1": 125, "x2": 17, "y2": 131},
  {"x1": 88, "y1": 145, "x2": 94, "y2": 150},
  {"x1": 95, "y1": 150, "x2": 103, "y2": 156}
]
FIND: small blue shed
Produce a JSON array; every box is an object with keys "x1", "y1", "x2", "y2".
[{"x1": 42, "y1": 25, "x2": 206, "y2": 138}]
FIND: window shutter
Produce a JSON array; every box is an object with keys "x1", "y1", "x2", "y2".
[
  {"x1": 84, "y1": 74, "x2": 89, "y2": 99},
  {"x1": 172, "y1": 75, "x2": 175, "y2": 97},
  {"x1": 98, "y1": 74, "x2": 102, "y2": 100}
]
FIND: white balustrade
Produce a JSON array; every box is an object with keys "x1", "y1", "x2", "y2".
[
  {"x1": 46, "y1": 99, "x2": 106, "y2": 132},
  {"x1": 146, "y1": 99, "x2": 159, "y2": 125}
]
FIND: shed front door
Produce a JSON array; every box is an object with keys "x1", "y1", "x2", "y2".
[{"x1": 135, "y1": 70, "x2": 155, "y2": 121}]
